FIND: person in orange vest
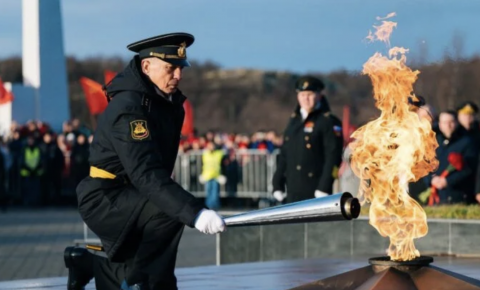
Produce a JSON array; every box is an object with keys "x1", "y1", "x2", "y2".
[{"x1": 19, "y1": 136, "x2": 44, "y2": 206}]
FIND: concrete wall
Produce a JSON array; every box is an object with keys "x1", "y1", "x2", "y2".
[{"x1": 217, "y1": 217, "x2": 480, "y2": 265}]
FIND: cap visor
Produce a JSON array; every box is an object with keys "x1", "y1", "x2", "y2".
[{"x1": 165, "y1": 59, "x2": 191, "y2": 67}]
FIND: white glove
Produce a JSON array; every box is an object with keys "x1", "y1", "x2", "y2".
[
  {"x1": 315, "y1": 190, "x2": 329, "y2": 198},
  {"x1": 273, "y1": 191, "x2": 287, "y2": 202},
  {"x1": 194, "y1": 209, "x2": 226, "y2": 235},
  {"x1": 198, "y1": 174, "x2": 206, "y2": 184},
  {"x1": 217, "y1": 175, "x2": 226, "y2": 185}
]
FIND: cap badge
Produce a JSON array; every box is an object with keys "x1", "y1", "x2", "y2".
[
  {"x1": 302, "y1": 81, "x2": 309, "y2": 89},
  {"x1": 177, "y1": 42, "x2": 186, "y2": 58},
  {"x1": 459, "y1": 104, "x2": 475, "y2": 115}
]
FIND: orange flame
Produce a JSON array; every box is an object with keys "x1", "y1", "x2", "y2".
[
  {"x1": 350, "y1": 13, "x2": 439, "y2": 261},
  {"x1": 366, "y1": 12, "x2": 397, "y2": 46}
]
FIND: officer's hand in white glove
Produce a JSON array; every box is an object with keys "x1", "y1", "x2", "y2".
[
  {"x1": 273, "y1": 191, "x2": 287, "y2": 202},
  {"x1": 194, "y1": 209, "x2": 226, "y2": 235},
  {"x1": 314, "y1": 190, "x2": 329, "y2": 198}
]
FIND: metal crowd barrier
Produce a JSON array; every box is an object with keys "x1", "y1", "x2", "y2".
[{"x1": 173, "y1": 149, "x2": 280, "y2": 199}]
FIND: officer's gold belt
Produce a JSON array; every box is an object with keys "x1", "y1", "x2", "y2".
[{"x1": 90, "y1": 166, "x2": 116, "y2": 179}]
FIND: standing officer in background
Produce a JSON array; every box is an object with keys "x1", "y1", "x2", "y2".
[
  {"x1": 0, "y1": 141, "x2": 6, "y2": 212},
  {"x1": 456, "y1": 101, "x2": 480, "y2": 203},
  {"x1": 64, "y1": 33, "x2": 225, "y2": 290},
  {"x1": 457, "y1": 101, "x2": 480, "y2": 147},
  {"x1": 272, "y1": 76, "x2": 343, "y2": 203}
]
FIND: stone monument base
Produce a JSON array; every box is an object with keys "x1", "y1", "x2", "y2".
[{"x1": 0, "y1": 256, "x2": 480, "y2": 290}]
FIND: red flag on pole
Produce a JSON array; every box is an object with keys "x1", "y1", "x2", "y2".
[
  {"x1": 182, "y1": 99, "x2": 194, "y2": 136},
  {"x1": 0, "y1": 77, "x2": 14, "y2": 105},
  {"x1": 79, "y1": 77, "x2": 108, "y2": 115},
  {"x1": 342, "y1": 105, "x2": 351, "y2": 146},
  {"x1": 104, "y1": 70, "x2": 117, "y2": 85}
]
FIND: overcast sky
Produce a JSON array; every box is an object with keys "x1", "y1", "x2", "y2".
[{"x1": 1, "y1": 0, "x2": 479, "y2": 73}]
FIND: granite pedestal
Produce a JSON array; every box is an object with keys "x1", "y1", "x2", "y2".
[{"x1": 0, "y1": 256, "x2": 479, "y2": 290}]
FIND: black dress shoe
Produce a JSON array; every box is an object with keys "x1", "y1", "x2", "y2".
[{"x1": 64, "y1": 247, "x2": 94, "y2": 290}]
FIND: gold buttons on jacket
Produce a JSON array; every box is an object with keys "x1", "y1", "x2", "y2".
[
  {"x1": 296, "y1": 165, "x2": 301, "y2": 170},
  {"x1": 305, "y1": 136, "x2": 310, "y2": 141},
  {"x1": 308, "y1": 172, "x2": 313, "y2": 177},
  {"x1": 285, "y1": 136, "x2": 289, "y2": 141},
  {"x1": 306, "y1": 144, "x2": 311, "y2": 149}
]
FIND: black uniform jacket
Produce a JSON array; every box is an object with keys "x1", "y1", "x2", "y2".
[
  {"x1": 461, "y1": 122, "x2": 480, "y2": 194},
  {"x1": 272, "y1": 97, "x2": 342, "y2": 203},
  {"x1": 76, "y1": 56, "x2": 204, "y2": 260}
]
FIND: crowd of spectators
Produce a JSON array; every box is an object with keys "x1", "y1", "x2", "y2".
[
  {"x1": 409, "y1": 101, "x2": 480, "y2": 205},
  {"x1": 0, "y1": 119, "x2": 92, "y2": 209},
  {"x1": 0, "y1": 119, "x2": 283, "y2": 210},
  {"x1": 1, "y1": 99, "x2": 478, "y2": 212},
  {"x1": 178, "y1": 130, "x2": 282, "y2": 153}
]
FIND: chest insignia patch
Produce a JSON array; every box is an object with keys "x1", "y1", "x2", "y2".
[
  {"x1": 333, "y1": 125, "x2": 342, "y2": 137},
  {"x1": 130, "y1": 120, "x2": 150, "y2": 140}
]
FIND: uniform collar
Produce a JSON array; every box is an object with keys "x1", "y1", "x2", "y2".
[
  {"x1": 299, "y1": 101, "x2": 321, "y2": 120},
  {"x1": 154, "y1": 86, "x2": 172, "y2": 102},
  {"x1": 150, "y1": 84, "x2": 186, "y2": 106},
  {"x1": 438, "y1": 127, "x2": 463, "y2": 145}
]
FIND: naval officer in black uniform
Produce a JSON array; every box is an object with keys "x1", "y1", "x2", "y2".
[
  {"x1": 456, "y1": 101, "x2": 480, "y2": 203},
  {"x1": 272, "y1": 76, "x2": 343, "y2": 203},
  {"x1": 64, "y1": 33, "x2": 225, "y2": 290}
]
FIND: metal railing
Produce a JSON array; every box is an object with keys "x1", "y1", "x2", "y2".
[{"x1": 173, "y1": 149, "x2": 280, "y2": 199}]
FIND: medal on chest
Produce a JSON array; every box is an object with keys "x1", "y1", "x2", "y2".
[{"x1": 304, "y1": 121, "x2": 314, "y2": 133}]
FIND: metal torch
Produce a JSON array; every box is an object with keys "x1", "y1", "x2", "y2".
[{"x1": 223, "y1": 192, "x2": 360, "y2": 227}]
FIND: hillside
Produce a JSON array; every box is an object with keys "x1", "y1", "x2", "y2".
[{"x1": 1, "y1": 55, "x2": 479, "y2": 133}]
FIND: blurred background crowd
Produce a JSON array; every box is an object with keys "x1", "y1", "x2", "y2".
[
  {"x1": 0, "y1": 99, "x2": 479, "y2": 211},
  {"x1": 408, "y1": 101, "x2": 480, "y2": 205},
  {"x1": 0, "y1": 118, "x2": 285, "y2": 210}
]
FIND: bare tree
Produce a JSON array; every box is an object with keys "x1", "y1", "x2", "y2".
[
  {"x1": 445, "y1": 31, "x2": 466, "y2": 109},
  {"x1": 2, "y1": 50, "x2": 480, "y2": 132}
]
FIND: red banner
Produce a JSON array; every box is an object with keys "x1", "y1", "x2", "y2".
[
  {"x1": 182, "y1": 99, "x2": 194, "y2": 136},
  {"x1": 342, "y1": 105, "x2": 351, "y2": 145},
  {"x1": 79, "y1": 77, "x2": 108, "y2": 115},
  {"x1": 104, "y1": 70, "x2": 117, "y2": 85},
  {"x1": 0, "y1": 77, "x2": 14, "y2": 105}
]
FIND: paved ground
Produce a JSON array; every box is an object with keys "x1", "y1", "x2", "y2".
[
  {"x1": 1, "y1": 256, "x2": 480, "y2": 289},
  {"x1": 2, "y1": 208, "x2": 480, "y2": 289},
  {"x1": 0, "y1": 207, "x2": 216, "y2": 282}
]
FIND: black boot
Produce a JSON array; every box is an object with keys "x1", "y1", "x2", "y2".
[{"x1": 64, "y1": 247, "x2": 94, "y2": 290}]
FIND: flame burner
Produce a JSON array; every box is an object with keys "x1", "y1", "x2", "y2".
[
  {"x1": 289, "y1": 256, "x2": 480, "y2": 290},
  {"x1": 369, "y1": 256, "x2": 433, "y2": 270}
]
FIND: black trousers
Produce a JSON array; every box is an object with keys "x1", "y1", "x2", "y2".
[{"x1": 94, "y1": 201, "x2": 185, "y2": 290}]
